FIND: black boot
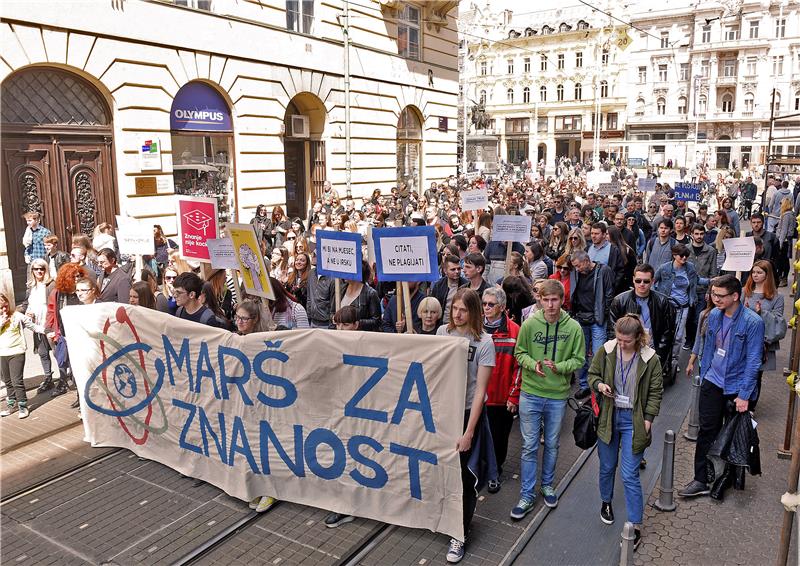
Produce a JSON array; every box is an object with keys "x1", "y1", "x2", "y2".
[
  {"x1": 52, "y1": 379, "x2": 69, "y2": 397},
  {"x1": 37, "y1": 374, "x2": 54, "y2": 394}
]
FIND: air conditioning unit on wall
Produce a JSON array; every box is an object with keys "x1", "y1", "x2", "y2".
[{"x1": 290, "y1": 115, "x2": 309, "y2": 138}]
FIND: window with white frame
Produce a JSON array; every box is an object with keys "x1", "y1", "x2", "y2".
[
  {"x1": 174, "y1": 0, "x2": 213, "y2": 10},
  {"x1": 524, "y1": 57, "x2": 531, "y2": 72},
  {"x1": 744, "y1": 93, "x2": 754, "y2": 112},
  {"x1": 678, "y1": 96, "x2": 687, "y2": 114},
  {"x1": 701, "y1": 25, "x2": 711, "y2": 43},
  {"x1": 657, "y1": 97, "x2": 666, "y2": 115},
  {"x1": 638, "y1": 66, "x2": 647, "y2": 84},
  {"x1": 575, "y1": 83, "x2": 582, "y2": 100},
  {"x1": 540, "y1": 85, "x2": 547, "y2": 102},
  {"x1": 507, "y1": 88, "x2": 514, "y2": 104},
  {"x1": 749, "y1": 20, "x2": 759, "y2": 38},
  {"x1": 658, "y1": 64, "x2": 668, "y2": 81},
  {"x1": 602, "y1": 49, "x2": 609, "y2": 65},
  {"x1": 724, "y1": 26, "x2": 739, "y2": 40},
  {"x1": 722, "y1": 59, "x2": 736, "y2": 77},
  {"x1": 540, "y1": 54, "x2": 547, "y2": 71},
  {"x1": 507, "y1": 59, "x2": 514, "y2": 74},
  {"x1": 773, "y1": 56, "x2": 784, "y2": 75},
  {"x1": 576, "y1": 51, "x2": 583, "y2": 68},
  {"x1": 698, "y1": 95, "x2": 707, "y2": 113},
  {"x1": 600, "y1": 80, "x2": 608, "y2": 97},
  {"x1": 480, "y1": 61, "x2": 487, "y2": 75},
  {"x1": 680, "y1": 63, "x2": 689, "y2": 81},
  {"x1": 795, "y1": 90, "x2": 800, "y2": 111},
  {"x1": 523, "y1": 87, "x2": 530, "y2": 103},
  {"x1": 776, "y1": 18, "x2": 786, "y2": 38},
  {"x1": 557, "y1": 84, "x2": 564, "y2": 101},
  {"x1": 746, "y1": 56, "x2": 757, "y2": 75},
  {"x1": 286, "y1": 0, "x2": 313, "y2": 33},
  {"x1": 721, "y1": 93, "x2": 733, "y2": 112},
  {"x1": 607, "y1": 113, "x2": 618, "y2": 129},
  {"x1": 557, "y1": 54, "x2": 565, "y2": 70},
  {"x1": 660, "y1": 31, "x2": 669, "y2": 48},
  {"x1": 774, "y1": 91, "x2": 782, "y2": 112},
  {"x1": 397, "y1": 4, "x2": 420, "y2": 60},
  {"x1": 701, "y1": 60, "x2": 710, "y2": 77},
  {"x1": 635, "y1": 98, "x2": 645, "y2": 116}
]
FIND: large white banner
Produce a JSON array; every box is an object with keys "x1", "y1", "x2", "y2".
[{"x1": 62, "y1": 304, "x2": 468, "y2": 540}]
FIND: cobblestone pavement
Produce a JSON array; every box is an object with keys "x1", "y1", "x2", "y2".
[{"x1": 637, "y1": 313, "x2": 798, "y2": 565}]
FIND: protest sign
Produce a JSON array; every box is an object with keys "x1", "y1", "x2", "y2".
[
  {"x1": 206, "y1": 237, "x2": 239, "y2": 270},
  {"x1": 316, "y1": 230, "x2": 363, "y2": 281},
  {"x1": 177, "y1": 196, "x2": 219, "y2": 262},
  {"x1": 721, "y1": 236, "x2": 756, "y2": 272},
  {"x1": 597, "y1": 181, "x2": 621, "y2": 196},
  {"x1": 226, "y1": 223, "x2": 275, "y2": 300},
  {"x1": 637, "y1": 178, "x2": 657, "y2": 192},
  {"x1": 674, "y1": 183, "x2": 700, "y2": 202},
  {"x1": 372, "y1": 226, "x2": 438, "y2": 282},
  {"x1": 460, "y1": 189, "x2": 489, "y2": 211},
  {"x1": 587, "y1": 170, "x2": 612, "y2": 188},
  {"x1": 62, "y1": 303, "x2": 468, "y2": 541},
  {"x1": 491, "y1": 215, "x2": 532, "y2": 243},
  {"x1": 117, "y1": 221, "x2": 154, "y2": 256}
]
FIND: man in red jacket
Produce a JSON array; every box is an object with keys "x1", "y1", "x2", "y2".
[{"x1": 482, "y1": 286, "x2": 521, "y2": 494}]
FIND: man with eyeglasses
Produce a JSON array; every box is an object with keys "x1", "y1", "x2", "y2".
[
  {"x1": 609, "y1": 263, "x2": 675, "y2": 383},
  {"x1": 654, "y1": 244, "x2": 699, "y2": 384},
  {"x1": 679, "y1": 274, "x2": 764, "y2": 498},
  {"x1": 96, "y1": 248, "x2": 131, "y2": 304},
  {"x1": 685, "y1": 224, "x2": 718, "y2": 349},
  {"x1": 172, "y1": 272, "x2": 223, "y2": 327},
  {"x1": 481, "y1": 287, "x2": 521, "y2": 494}
]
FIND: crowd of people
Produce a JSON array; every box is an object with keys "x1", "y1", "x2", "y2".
[{"x1": 1, "y1": 164, "x2": 796, "y2": 563}]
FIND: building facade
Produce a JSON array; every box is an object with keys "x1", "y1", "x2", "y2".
[
  {"x1": 626, "y1": 0, "x2": 800, "y2": 170},
  {"x1": 460, "y1": 3, "x2": 629, "y2": 172},
  {"x1": 0, "y1": 0, "x2": 458, "y2": 293}
]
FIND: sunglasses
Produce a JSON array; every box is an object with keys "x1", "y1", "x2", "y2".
[
  {"x1": 676, "y1": 253, "x2": 689, "y2": 258},
  {"x1": 633, "y1": 278, "x2": 652, "y2": 284},
  {"x1": 32, "y1": 268, "x2": 46, "y2": 272},
  {"x1": 569, "y1": 236, "x2": 580, "y2": 241},
  {"x1": 559, "y1": 266, "x2": 570, "y2": 271},
  {"x1": 482, "y1": 301, "x2": 498, "y2": 307}
]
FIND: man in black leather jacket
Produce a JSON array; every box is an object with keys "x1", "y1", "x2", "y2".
[{"x1": 608, "y1": 263, "x2": 677, "y2": 384}]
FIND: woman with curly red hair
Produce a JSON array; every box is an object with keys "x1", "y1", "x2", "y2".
[{"x1": 45, "y1": 263, "x2": 87, "y2": 397}]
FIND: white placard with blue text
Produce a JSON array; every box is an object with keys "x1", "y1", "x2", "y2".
[
  {"x1": 372, "y1": 226, "x2": 438, "y2": 282},
  {"x1": 491, "y1": 215, "x2": 533, "y2": 243},
  {"x1": 460, "y1": 189, "x2": 489, "y2": 211},
  {"x1": 316, "y1": 230, "x2": 363, "y2": 281}
]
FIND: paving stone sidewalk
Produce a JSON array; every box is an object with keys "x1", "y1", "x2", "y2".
[{"x1": 637, "y1": 338, "x2": 798, "y2": 565}]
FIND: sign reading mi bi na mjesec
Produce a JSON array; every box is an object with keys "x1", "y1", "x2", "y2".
[
  {"x1": 674, "y1": 182, "x2": 700, "y2": 202},
  {"x1": 316, "y1": 230, "x2": 363, "y2": 282},
  {"x1": 372, "y1": 226, "x2": 438, "y2": 282}
]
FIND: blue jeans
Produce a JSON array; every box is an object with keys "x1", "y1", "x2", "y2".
[
  {"x1": 519, "y1": 392, "x2": 567, "y2": 501},
  {"x1": 577, "y1": 323, "x2": 607, "y2": 390},
  {"x1": 598, "y1": 408, "x2": 644, "y2": 524}
]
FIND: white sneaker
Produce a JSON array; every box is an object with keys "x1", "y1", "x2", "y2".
[
  {"x1": 18, "y1": 407, "x2": 29, "y2": 419},
  {"x1": 248, "y1": 496, "x2": 260, "y2": 509},
  {"x1": 446, "y1": 538, "x2": 465, "y2": 563},
  {"x1": 255, "y1": 496, "x2": 276, "y2": 513},
  {"x1": 0, "y1": 405, "x2": 16, "y2": 417}
]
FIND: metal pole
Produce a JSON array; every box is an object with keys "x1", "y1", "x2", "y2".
[
  {"x1": 767, "y1": 88, "x2": 776, "y2": 171},
  {"x1": 685, "y1": 374, "x2": 701, "y2": 441},
  {"x1": 619, "y1": 522, "x2": 636, "y2": 566},
  {"x1": 343, "y1": 0, "x2": 352, "y2": 198},
  {"x1": 692, "y1": 75, "x2": 701, "y2": 170},
  {"x1": 654, "y1": 430, "x2": 677, "y2": 511},
  {"x1": 778, "y1": 394, "x2": 800, "y2": 566}
]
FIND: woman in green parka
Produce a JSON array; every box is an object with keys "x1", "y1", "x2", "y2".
[{"x1": 588, "y1": 314, "x2": 663, "y2": 551}]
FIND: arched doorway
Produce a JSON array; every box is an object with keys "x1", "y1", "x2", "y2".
[
  {"x1": 283, "y1": 93, "x2": 327, "y2": 219},
  {"x1": 170, "y1": 81, "x2": 236, "y2": 223},
  {"x1": 537, "y1": 143, "x2": 547, "y2": 164},
  {"x1": 397, "y1": 106, "x2": 423, "y2": 195},
  {"x1": 1, "y1": 67, "x2": 118, "y2": 295},
  {"x1": 716, "y1": 135, "x2": 732, "y2": 169}
]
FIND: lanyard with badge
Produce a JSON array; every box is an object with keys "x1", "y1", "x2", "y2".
[
  {"x1": 716, "y1": 317, "x2": 732, "y2": 358},
  {"x1": 615, "y1": 349, "x2": 636, "y2": 406}
]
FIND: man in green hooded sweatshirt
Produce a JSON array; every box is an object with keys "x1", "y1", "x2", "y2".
[{"x1": 510, "y1": 279, "x2": 585, "y2": 518}]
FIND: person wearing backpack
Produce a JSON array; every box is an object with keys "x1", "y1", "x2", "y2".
[{"x1": 173, "y1": 272, "x2": 225, "y2": 328}]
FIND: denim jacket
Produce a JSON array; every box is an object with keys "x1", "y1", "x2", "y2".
[
  {"x1": 654, "y1": 261, "x2": 699, "y2": 307},
  {"x1": 699, "y1": 304, "x2": 765, "y2": 400}
]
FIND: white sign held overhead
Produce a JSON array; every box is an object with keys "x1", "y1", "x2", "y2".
[
  {"x1": 721, "y1": 237, "x2": 756, "y2": 273},
  {"x1": 491, "y1": 215, "x2": 532, "y2": 243},
  {"x1": 597, "y1": 182, "x2": 621, "y2": 196},
  {"x1": 117, "y1": 222, "x2": 154, "y2": 256},
  {"x1": 206, "y1": 237, "x2": 239, "y2": 270},
  {"x1": 587, "y1": 171, "x2": 612, "y2": 188},
  {"x1": 638, "y1": 178, "x2": 657, "y2": 192},
  {"x1": 460, "y1": 189, "x2": 489, "y2": 211}
]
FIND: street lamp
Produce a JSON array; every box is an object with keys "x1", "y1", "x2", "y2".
[{"x1": 692, "y1": 74, "x2": 704, "y2": 171}]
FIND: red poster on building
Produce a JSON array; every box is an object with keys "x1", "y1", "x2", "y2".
[{"x1": 176, "y1": 196, "x2": 219, "y2": 262}]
